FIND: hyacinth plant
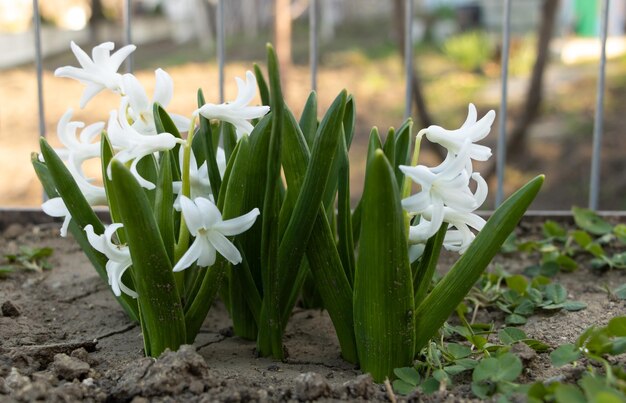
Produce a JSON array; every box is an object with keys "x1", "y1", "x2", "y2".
[{"x1": 33, "y1": 41, "x2": 543, "y2": 382}]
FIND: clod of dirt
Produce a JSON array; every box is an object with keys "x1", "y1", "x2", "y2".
[
  {"x1": 110, "y1": 345, "x2": 217, "y2": 400},
  {"x1": 294, "y1": 372, "x2": 332, "y2": 401},
  {"x1": 3, "y1": 223, "x2": 24, "y2": 239},
  {"x1": 510, "y1": 342, "x2": 537, "y2": 364},
  {"x1": 341, "y1": 374, "x2": 377, "y2": 400},
  {"x1": 51, "y1": 353, "x2": 90, "y2": 380},
  {"x1": 71, "y1": 347, "x2": 98, "y2": 366},
  {"x1": 2, "y1": 301, "x2": 20, "y2": 318}
]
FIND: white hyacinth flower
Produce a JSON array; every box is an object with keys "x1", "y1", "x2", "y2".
[
  {"x1": 195, "y1": 71, "x2": 270, "y2": 139},
  {"x1": 54, "y1": 109, "x2": 103, "y2": 176},
  {"x1": 84, "y1": 224, "x2": 137, "y2": 298},
  {"x1": 424, "y1": 103, "x2": 495, "y2": 168},
  {"x1": 122, "y1": 69, "x2": 190, "y2": 135},
  {"x1": 172, "y1": 146, "x2": 226, "y2": 209},
  {"x1": 41, "y1": 197, "x2": 72, "y2": 237},
  {"x1": 173, "y1": 196, "x2": 260, "y2": 272},
  {"x1": 107, "y1": 100, "x2": 184, "y2": 189},
  {"x1": 55, "y1": 41, "x2": 136, "y2": 108}
]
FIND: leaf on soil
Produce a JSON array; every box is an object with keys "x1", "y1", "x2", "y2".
[{"x1": 550, "y1": 343, "x2": 580, "y2": 367}]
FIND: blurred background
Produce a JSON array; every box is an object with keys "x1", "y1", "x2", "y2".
[{"x1": 0, "y1": 0, "x2": 625, "y2": 210}]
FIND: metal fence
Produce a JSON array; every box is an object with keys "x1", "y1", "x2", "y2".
[{"x1": 30, "y1": 0, "x2": 613, "y2": 212}]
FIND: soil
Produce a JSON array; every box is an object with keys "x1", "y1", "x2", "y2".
[{"x1": 0, "y1": 214, "x2": 625, "y2": 402}]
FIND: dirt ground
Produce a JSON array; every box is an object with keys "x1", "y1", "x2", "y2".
[{"x1": 0, "y1": 214, "x2": 625, "y2": 401}]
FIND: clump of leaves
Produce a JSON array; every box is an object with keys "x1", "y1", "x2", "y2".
[
  {"x1": 528, "y1": 316, "x2": 626, "y2": 402},
  {"x1": 506, "y1": 207, "x2": 626, "y2": 275},
  {"x1": 465, "y1": 267, "x2": 586, "y2": 326},
  {"x1": 0, "y1": 246, "x2": 53, "y2": 276}
]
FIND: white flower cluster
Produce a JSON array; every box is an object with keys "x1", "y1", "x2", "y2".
[
  {"x1": 43, "y1": 42, "x2": 267, "y2": 297},
  {"x1": 400, "y1": 104, "x2": 495, "y2": 260}
]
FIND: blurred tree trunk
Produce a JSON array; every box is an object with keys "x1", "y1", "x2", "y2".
[
  {"x1": 275, "y1": 0, "x2": 292, "y2": 85},
  {"x1": 484, "y1": 0, "x2": 559, "y2": 179},
  {"x1": 89, "y1": 0, "x2": 105, "y2": 43},
  {"x1": 393, "y1": 0, "x2": 439, "y2": 155}
]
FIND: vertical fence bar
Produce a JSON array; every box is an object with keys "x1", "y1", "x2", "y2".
[
  {"x1": 495, "y1": 0, "x2": 512, "y2": 207},
  {"x1": 33, "y1": 0, "x2": 45, "y2": 138},
  {"x1": 309, "y1": 0, "x2": 318, "y2": 92},
  {"x1": 404, "y1": 0, "x2": 413, "y2": 120},
  {"x1": 123, "y1": 0, "x2": 133, "y2": 73},
  {"x1": 589, "y1": 0, "x2": 610, "y2": 210},
  {"x1": 217, "y1": 0, "x2": 225, "y2": 103}
]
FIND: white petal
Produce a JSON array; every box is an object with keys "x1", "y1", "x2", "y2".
[
  {"x1": 194, "y1": 197, "x2": 223, "y2": 228},
  {"x1": 179, "y1": 196, "x2": 204, "y2": 235},
  {"x1": 108, "y1": 44, "x2": 136, "y2": 72},
  {"x1": 122, "y1": 74, "x2": 150, "y2": 115},
  {"x1": 213, "y1": 208, "x2": 260, "y2": 236},
  {"x1": 195, "y1": 236, "x2": 217, "y2": 267},
  {"x1": 153, "y1": 68, "x2": 174, "y2": 106},
  {"x1": 172, "y1": 237, "x2": 203, "y2": 272},
  {"x1": 207, "y1": 231, "x2": 242, "y2": 265}
]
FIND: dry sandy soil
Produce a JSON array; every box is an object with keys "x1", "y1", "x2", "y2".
[{"x1": 0, "y1": 214, "x2": 625, "y2": 401}]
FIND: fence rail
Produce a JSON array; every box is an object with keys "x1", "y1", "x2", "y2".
[{"x1": 30, "y1": 0, "x2": 613, "y2": 212}]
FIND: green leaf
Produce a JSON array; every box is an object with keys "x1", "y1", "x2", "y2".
[
  {"x1": 545, "y1": 283, "x2": 568, "y2": 304},
  {"x1": 543, "y1": 220, "x2": 567, "y2": 239},
  {"x1": 563, "y1": 301, "x2": 587, "y2": 311},
  {"x1": 298, "y1": 91, "x2": 318, "y2": 148},
  {"x1": 506, "y1": 275, "x2": 528, "y2": 295},
  {"x1": 393, "y1": 379, "x2": 417, "y2": 395},
  {"x1": 498, "y1": 327, "x2": 527, "y2": 345},
  {"x1": 523, "y1": 339, "x2": 550, "y2": 352},
  {"x1": 257, "y1": 44, "x2": 286, "y2": 359},
  {"x1": 613, "y1": 224, "x2": 626, "y2": 243},
  {"x1": 414, "y1": 175, "x2": 544, "y2": 352},
  {"x1": 154, "y1": 152, "x2": 175, "y2": 265},
  {"x1": 393, "y1": 367, "x2": 420, "y2": 385},
  {"x1": 550, "y1": 343, "x2": 580, "y2": 367},
  {"x1": 496, "y1": 353, "x2": 522, "y2": 382},
  {"x1": 572, "y1": 207, "x2": 613, "y2": 235},
  {"x1": 253, "y1": 63, "x2": 270, "y2": 106},
  {"x1": 354, "y1": 150, "x2": 414, "y2": 382},
  {"x1": 608, "y1": 317, "x2": 626, "y2": 336},
  {"x1": 421, "y1": 377, "x2": 440, "y2": 395},
  {"x1": 447, "y1": 343, "x2": 472, "y2": 359},
  {"x1": 110, "y1": 160, "x2": 186, "y2": 356},
  {"x1": 506, "y1": 314, "x2": 527, "y2": 325},
  {"x1": 613, "y1": 284, "x2": 626, "y2": 300},
  {"x1": 554, "y1": 384, "x2": 586, "y2": 403}
]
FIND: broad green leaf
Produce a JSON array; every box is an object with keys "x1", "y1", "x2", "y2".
[
  {"x1": 563, "y1": 301, "x2": 587, "y2": 311},
  {"x1": 608, "y1": 317, "x2": 626, "y2": 336},
  {"x1": 382, "y1": 128, "x2": 396, "y2": 165},
  {"x1": 497, "y1": 353, "x2": 523, "y2": 382},
  {"x1": 253, "y1": 63, "x2": 270, "y2": 106},
  {"x1": 110, "y1": 160, "x2": 186, "y2": 356},
  {"x1": 393, "y1": 119, "x2": 412, "y2": 189},
  {"x1": 550, "y1": 343, "x2": 580, "y2": 367},
  {"x1": 413, "y1": 224, "x2": 447, "y2": 306},
  {"x1": 336, "y1": 133, "x2": 355, "y2": 285},
  {"x1": 154, "y1": 152, "x2": 175, "y2": 264},
  {"x1": 498, "y1": 327, "x2": 527, "y2": 345},
  {"x1": 222, "y1": 137, "x2": 261, "y2": 340},
  {"x1": 354, "y1": 150, "x2": 414, "y2": 382},
  {"x1": 572, "y1": 207, "x2": 613, "y2": 235},
  {"x1": 299, "y1": 91, "x2": 318, "y2": 148},
  {"x1": 614, "y1": 284, "x2": 626, "y2": 300},
  {"x1": 543, "y1": 220, "x2": 567, "y2": 239},
  {"x1": 554, "y1": 384, "x2": 586, "y2": 403},
  {"x1": 394, "y1": 367, "x2": 420, "y2": 385},
  {"x1": 393, "y1": 379, "x2": 416, "y2": 395},
  {"x1": 506, "y1": 274, "x2": 528, "y2": 295},
  {"x1": 32, "y1": 154, "x2": 139, "y2": 322},
  {"x1": 523, "y1": 339, "x2": 550, "y2": 352},
  {"x1": 613, "y1": 224, "x2": 626, "y2": 243},
  {"x1": 257, "y1": 44, "x2": 286, "y2": 359},
  {"x1": 506, "y1": 313, "x2": 527, "y2": 325},
  {"x1": 446, "y1": 343, "x2": 471, "y2": 359},
  {"x1": 544, "y1": 283, "x2": 568, "y2": 304},
  {"x1": 414, "y1": 175, "x2": 544, "y2": 351}
]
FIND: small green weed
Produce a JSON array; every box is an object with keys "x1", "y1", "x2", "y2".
[{"x1": 0, "y1": 246, "x2": 53, "y2": 276}]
